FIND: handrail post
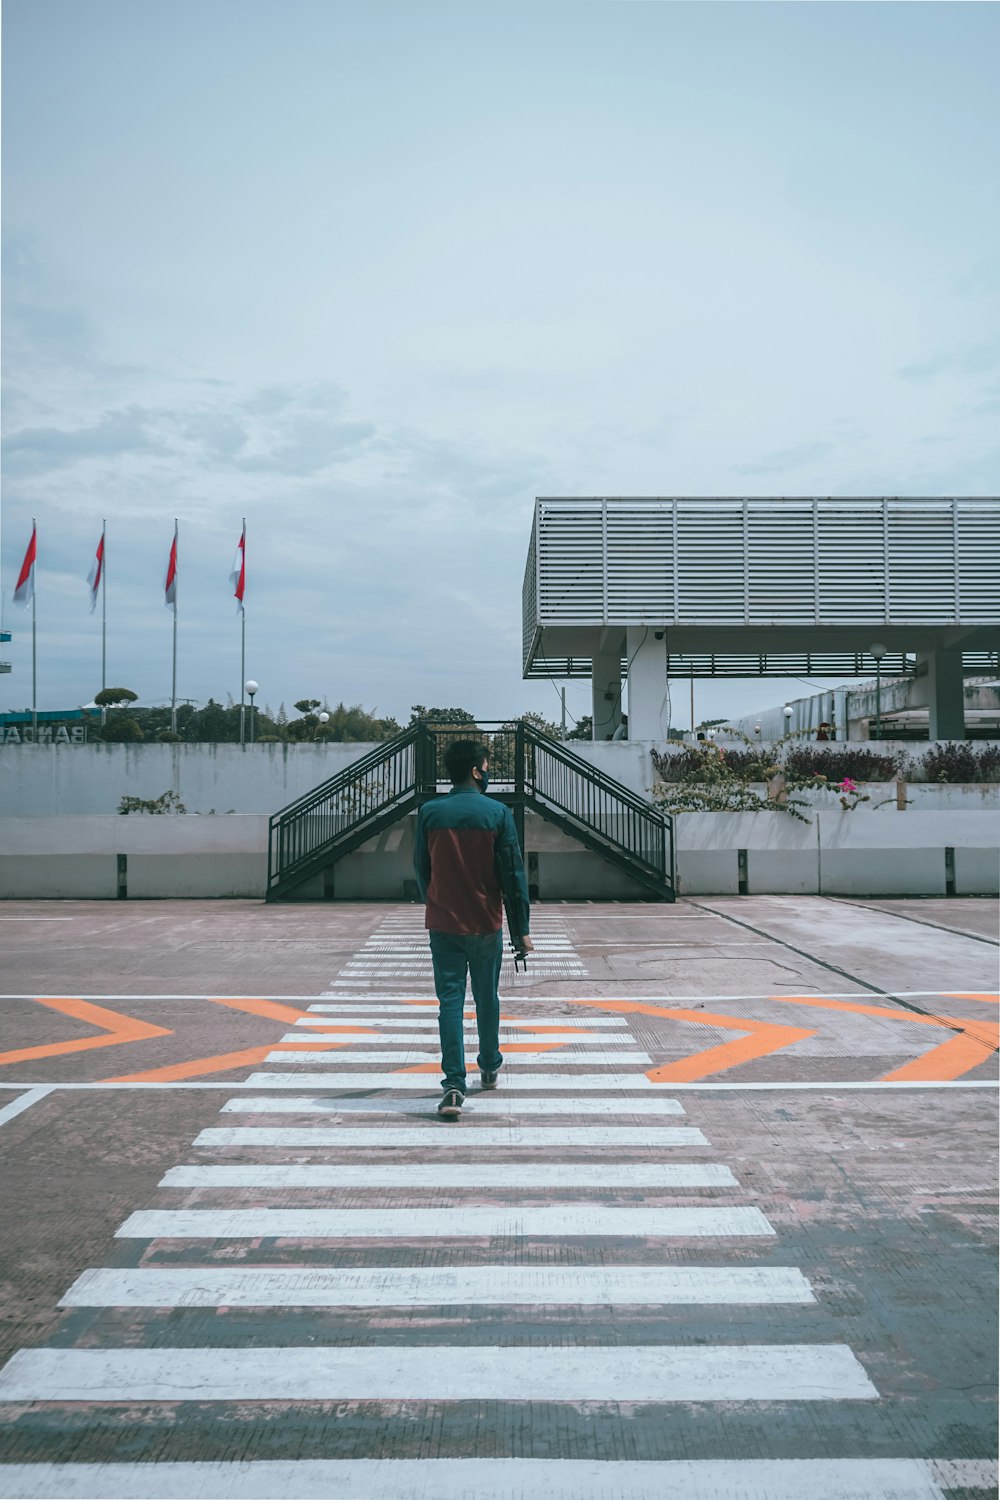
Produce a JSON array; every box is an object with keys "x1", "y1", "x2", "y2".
[{"x1": 513, "y1": 720, "x2": 526, "y2": 855}]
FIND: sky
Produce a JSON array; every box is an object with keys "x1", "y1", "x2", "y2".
[{"x1": 2, "y1": 0, "x2": 998, "y2": 730}]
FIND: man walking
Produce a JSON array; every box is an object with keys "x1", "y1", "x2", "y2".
[{"x1": 414, "y1": 739, "x2": 532, "y2": 1118}]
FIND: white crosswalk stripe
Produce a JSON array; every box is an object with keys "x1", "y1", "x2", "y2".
[
  {"x1": 115, "y1": 1206, "x2": 776, "y2": 1239},
  {"x1": 61, "y1": 1264, "x2": 812, "y2": 1308},
  {"x1": 193, "y1": 1125, "x2": 709, "y2": 1147},
  {"x1": 241, "y1": 1070, "x2": 662, "y2": 1088},
  {"x1": 264, "y1": 1048, "x2": 653, "y2": 1064},
  {"x1": 0, "y1": 1344, "x2": 875, "y2": 1402},
  {"x1": 219, "y1": 1095, "x2": 688, "y2": 1115},
  {"x1": 159, "y1": 1162, "x2": 735, "y2": 1188}
]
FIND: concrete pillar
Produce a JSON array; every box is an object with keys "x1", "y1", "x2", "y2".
[
  {"x1": 591, "y1": 641, "x2": 624, "y2": 740},
  {"x1": 920, "y1": 650, "x2": 967, "y2": 740},
  {"x1": 625, "y1": 627, "x2": 670, "y2": 741}
]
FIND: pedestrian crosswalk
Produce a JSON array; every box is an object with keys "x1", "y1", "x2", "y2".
[
  {"x1": 0, "y1": 990, "x2": 992, "y2": 1499},
  {"x1": 329, "y1": 910, "x2": 588, "y2": 987}
]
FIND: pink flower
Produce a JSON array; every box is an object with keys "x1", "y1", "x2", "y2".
[{"x1": 840, "y1": 777, "x2": 857, "y2": 792}]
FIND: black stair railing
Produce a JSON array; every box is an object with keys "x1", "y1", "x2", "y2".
[
  {"x1": 267, "y1": 723, "x2": 427, "y2": 897},
  {"x1": 267, "y1": 719, "x2": 674, "y2": 900},
  {"x1": 518, "y1": 723, "x2": 673, "y2": 890}
]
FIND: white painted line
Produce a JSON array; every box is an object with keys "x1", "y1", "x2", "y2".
[
  {"x1": 4, "y1": 990, "x2": 981, "y2": 1001},
  {"x1": 159, "y1": 1162, "x2": 736, "y2": 1188},
  {"x1": 0, "y1": 916, "x2": 74, "y2": 921},
  {"x1": 294, "y1": 1016, "x2": 633, "y2": 1028},
  {"x1": 264, "y1": 1050, "x2": 653, "y2": 1065},
  {"x1": 0, "y1": 1079, "x2": 994, "y2": 1092},
  {"x1": 220, "y1": 1095, "x2": 687, "y2": 1115},
  {"x1": 0, "y1": 1086, "x2": 53, "y2": 1129},
  {"x1": 0, "y1": 1459, "x2": 962, "y2": 1500},
  {"x1": 281, "y1": 1031, "x2": 634, "y2": 1043},
  {"x1": 62, "y1": 1263, "x2": 811, "y2": 1308},
  {"x1": 116, "y1": 1206, "x2": 773, "y2": 1239},
  {"x1": 308, "y1": 1003, "x2": 440, "y2": 1013},
  {"x1": 243, "y1": 1072, "x2": 659, "y2": 1089},
  {"x1": 194, "y1": 1124, "x2": 709, "y2": 1147},
  {"x1": 0, "y1": 1342, "x2": 871, "y2": 1402}
]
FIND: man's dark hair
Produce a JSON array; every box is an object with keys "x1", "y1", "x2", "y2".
[{"x1": 443, "y1": 739, "x2": 489, "y2": 785}]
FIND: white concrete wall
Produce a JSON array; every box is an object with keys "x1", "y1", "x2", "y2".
[
  {"x1": 3, "y1": 739, "x2": 999, "y2": 819},
  {"x1": 1, "y1": 807, "x2": 996, "y2": 900},
  {"x1": 0, "y1": 742, "x2": 383, "y2": 817}
]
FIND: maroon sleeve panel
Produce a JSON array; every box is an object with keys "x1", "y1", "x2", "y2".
[{"x1": 424, "y1": 827, "x2": 503, "y2": 935}]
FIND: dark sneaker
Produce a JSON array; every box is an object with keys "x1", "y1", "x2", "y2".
[
  {"x1": 480, "y1": 1069, "x2": 501, "y2": 1091},
  {"x1": 437, "y1": 1089, "x2": 465, "y2": 1118}
]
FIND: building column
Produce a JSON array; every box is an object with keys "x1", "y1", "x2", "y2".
[
  {"x1": 591, "y1": 643, "x2": 624, "y2": 740},
  {"x1": 920, "y1": 650, "x2": 967, "y2": 740},
  {"x1": 625, "y1": 627, "x2": 670, "y2": 741}
]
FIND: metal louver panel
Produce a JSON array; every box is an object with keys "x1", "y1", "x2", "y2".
[
  {"x1": 958, "y1": 504, "x2": 1000, "y2": 622},
  {"x1": 536, "y1": 501, "x2": 604, "y2": 622},
  {"x1": 675, "y1": 503, "x2": 746, "y2": 622},
  {"x1": 606, "y1": 501, "x2": 675, "y2": 618},
  {"x1": 746, "y1": 501, "x2": 815, "y2": 623},
  {"x1": 526, "y1": 497, "x2": 1000, "y2": 633},
  {"x1": 886, "y1": 502, "x2": 956, "y2": 622}
]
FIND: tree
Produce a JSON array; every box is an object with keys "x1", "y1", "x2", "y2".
[
  {"x1": 100, "y1": 715, "x2": 144, "y2": 742},
  {"x1": 93, "y1": 686, "x2": 141, "y2": 742},
  {"x1": 94, "y1": 686, "x2": 138, "y2": 708},
  {"x1": 294, "y1": 698, "x2": 322, "y2": 714},
  {"x1": 565, "y1": 714, "x2": 593, "y2": 741},
  {"x1": 409, "y1": 705, "x2": 477, "y2": 726},
  {"x1": 517, "y1": 711, "x2": 560, "y2": 738}
]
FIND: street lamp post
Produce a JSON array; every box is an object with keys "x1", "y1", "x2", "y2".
[
  {"x1": 245, "y1": 679, "x2": 258, "y2": 743},
  {"x1": 317, "y1": 711, "x2": 330, "y2": 741},
  {"x1": 870, "y1": 643, "x2": 887, "y2": 740},
  {"x1": 783, "y1": 705, "x2": 794, "y2": 736}
]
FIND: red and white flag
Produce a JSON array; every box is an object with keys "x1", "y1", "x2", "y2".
[
  {"x1": 87, "y1": 527, "x2": 105, "y2": 613},
  {"x1": 13, "y1": 523, "x2": 36, "y2": 608},
  {"x1": 229, "y1": 522, "x2": 246, "y2": 613},
  {"x1": 164, "y1": 521, "x2": 178, "y2": 610}
]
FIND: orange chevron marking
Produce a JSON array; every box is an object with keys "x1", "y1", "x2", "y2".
[
  {"x1": 882, "y1": 1023, "x2": 1000, "y2": 1082},
  {"x1": 767, "y1": 993, "x2": 999, "y2": 1080},
  {"x1": 944, "y1": 993, "x2": 1000, "y2": 1003},
  {"x1": 208, "y1": 997, "x2": 313, "y2": 1024},
  {"x1": 104, "y1": 995, "x2": 343, "y2": 1082},
  {"x1": 0, "y1": 997, "x2": 172, "y2": 1068},
  {"x1": 569, "y1": 999, "x2": 815, "y2": 1083},
  {"x1": 109, "y1": 1045, "x2": 278, "y2": 1083}
]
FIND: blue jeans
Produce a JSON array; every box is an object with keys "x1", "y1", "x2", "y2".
[{"x1": 429, "y1": 929, "x2": 504, "y2": 1093}]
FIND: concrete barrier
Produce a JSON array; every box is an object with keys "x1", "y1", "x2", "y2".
[{"x1": 1, "y1": 807, "x2": 996, "y2": 900}]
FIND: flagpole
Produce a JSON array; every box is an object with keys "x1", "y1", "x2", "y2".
[
  {"x1": 171, "y1": 519, "x2": 178, "y2": 734},
  {"x1": 101, "y1": 519, "x2": 107, "y2": 695},
  {"x1": 31, "y1": 517, "x2": 37, "y2": 739},
  {"x1": 240, "y1": 517, "x2": 246, "y2": 747}
]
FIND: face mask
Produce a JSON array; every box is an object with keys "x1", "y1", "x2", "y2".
[{"x1": 475, "y1": 767, "x2": 490, "y2": 792}]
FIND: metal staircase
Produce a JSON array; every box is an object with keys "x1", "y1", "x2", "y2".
[{"x1": 266, "y1": 721, "x2": 675, "y2": 903}]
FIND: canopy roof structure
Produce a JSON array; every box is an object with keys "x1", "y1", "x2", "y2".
[{"x1": 522, "y1": 496, "x2": 1000, "y2": 681}]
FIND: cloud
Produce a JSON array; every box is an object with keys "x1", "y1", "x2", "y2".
[
  {"x1": 731, "y1": 441, "x2": 837, "y2": 477},
  {"x1": 3, "y1": 406, "x2": 168, "y2": 473},
  {"x1": 897, "y1": 337, "x2": 1000, "y2": 381}
]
